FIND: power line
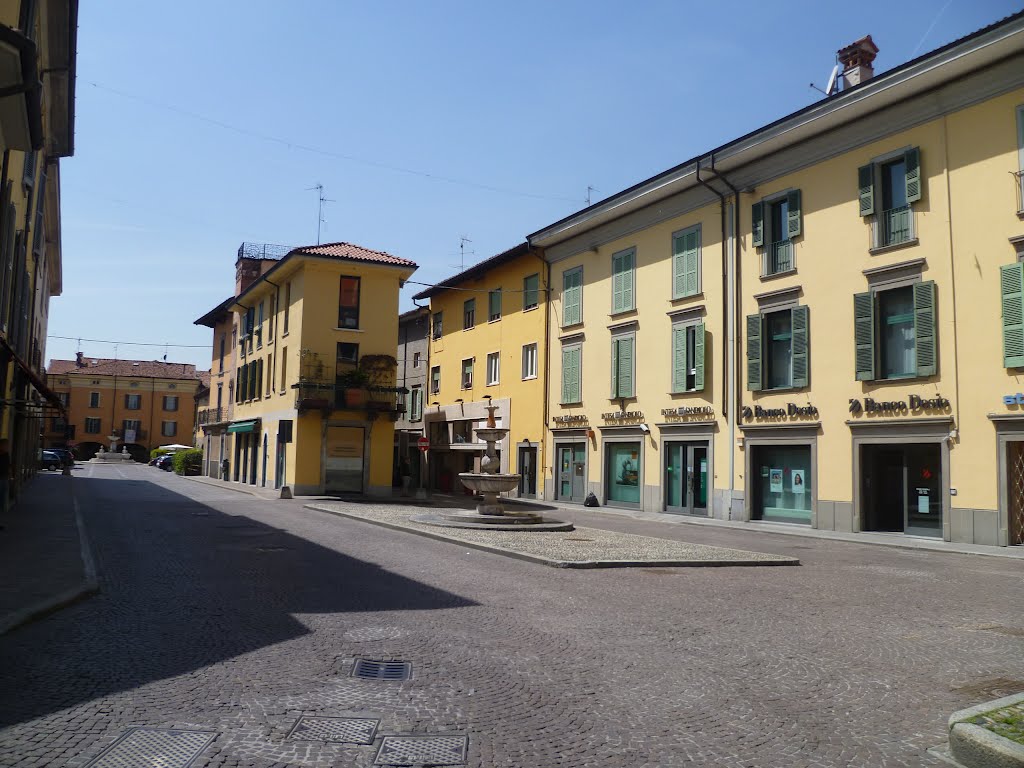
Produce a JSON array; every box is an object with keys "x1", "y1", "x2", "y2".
[
  {"x1": 88, "y1": 81, "x2": 584, "y2": 205},
  {"x1": 48, "y1": 335, "x2": 210, "y2": 349},
  {"x1": 404, "y1": 279, "x2": 550, "y2": 294}
]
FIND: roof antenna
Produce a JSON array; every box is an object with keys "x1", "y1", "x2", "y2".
[
  {"x1": 586, "y1": 185, "x2": 598, "y2": 206},
  {"x1": 307, "y1": 183, "x2": 334, "y2": 244},
  {"x1": 451, "y1": 236, "x2": 473, "y2": 271}
]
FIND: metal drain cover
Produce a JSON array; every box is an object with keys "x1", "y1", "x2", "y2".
[
  {"x1": 287, "y1": 715, "x2": 379, "y2": 744},
  {"x1": 352, "y1": 659, "x2": 411, "y2": 680},
  {"x1": 374, "y1": 735, "x2": 468, "y2": 765},
  {"x1": 84, "y1": 728, "x2": 217, "y2": 768}
]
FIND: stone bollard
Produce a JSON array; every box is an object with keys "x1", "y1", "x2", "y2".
[{"x1": 279, "y1": 486, "x2": 293, "y2": 499}]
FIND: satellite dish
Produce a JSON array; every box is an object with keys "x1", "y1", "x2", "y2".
[{"x1": 825, "y1": 64, "x2": 839, "y2": 95}]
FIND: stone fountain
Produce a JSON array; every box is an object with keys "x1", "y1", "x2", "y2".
[
  {"x1": 413, "y1": 404, "x2": 572, "y2": 531},
  {"x1": 88, "y1": 434, "x2": 135, "y2": 464}
]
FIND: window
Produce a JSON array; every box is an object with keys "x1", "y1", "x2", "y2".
[
  {"x1": 430, "y1": 365, "x2": 440, "y2": 394},
  {"x1": 410, "y1": 386, "x2": 423, "y2": 421},
  {"x1": 124, "y1": 394, "x2": 141, "y2": 410},
  {"x1": 268, "y1": 295, "x2": 275, "y2": 338},
  {"x1": 463, "y1": 299, "x2": 475, "y2": 329},
  {"x1": 432, "y1": 312, "x2": 443, "y2": 339},
  {"x1": 338, "y1": 276, "x2": 360, "y2": 328},
  {"x1": 672, "y1": 225, "x2": 701, "y2": 298},
  {"x1": 250, "y1": 360, "x2": 259, "y2": 400},
  {"x1": 488, "y1": 288, "x2": 502, "y2": 322},
  {"x1": 854, "y1": 282, "x2": 936, "y2": 381},
  {"x1": 859, "y1": 148, "x2": 921, "y2": 248},
  {"x1": 283, "y1": 282, "x2": 291, "y2": 334},
  {"x1": 671, "y1": 322, "x2": 705, "y2": 393},
  {"x1": 255, "y1": 301, "x2": 264, "y2": 347},
  {"x1": 413, "y1": 351, "x2": 421, "y2": 368},
  {"x1": 522, "y1": 343, "x2": 538, "y2": 380},
  {"x1": 461, "y1": 358, "x2": 474, "y2": 389},
  {"x1": 752, "y1": 192, "x2": 801, "y2": 276},
  {"x1": 161, "y1": 421, "x2": 177, "y2": 437},
  {"x1": 267, "y1": 353, "x2": 274, "y2": 394},
  {"x1": 1016, "y1": 105, "x2": 1024, "y2": 214},
  {"x1": 486, "y1": 352, "x2": 500, "y2": 385},
  {"x1": 216, "y1": 383, "x2": 223, "y2": 409},
  {"x1": 56, "y1": 391, "x2": 68, "y2": 406},
  {"x1": 231, "y1": 326, "x2": 237, "y2": 348},
  {"x1": 163, "y1": 395, "x2": 178, "y2": 412},
  {"x1": 32, "y1": 166, "x2": 46, "y2": 257},
  {"x1": 561, "y1": 344, "x2": 582, "y2": 404},
  {"x1": 219, "y1": 336, "x2": 225, "y2": 372},
  {"x1": 523, "y1": 274, "x2": 539, "y2": 310},
  {"x1": 84, "y1": 417, "x2": 101, "y2": 434},
  {"x1": 89, "y1": 391, "x2": 100, "y2": 408},
  {"x1": 746, "y1": 306, "x2": 809, "y2": 391},
  {"x1": 280, "y1": 347, "x2": 288, "y2": 391},
  {"x1": 23, "y1": 151, "x2": 36, "y2": 187},
  {"x1": 237, "y1": 365, "x2": 247, "y2": 402},
  {"x1": 243, "y1": 307, "x2": 255, "y2": 351},
  {"x1": 562, "y1": 267, "x2": 583, "y2": 326},
  {"x1": 610, "y1": 334, "x2": 635, "y2": 398},
  {"x1": 337, "y1": 342, "x2": 359, "y2": 365},
  {"x1": 611, "y1": 249, "x2": 635, "y2": 313},
  {"x1": 122, "y1": 419, "x2": 141, "y2": 439}
]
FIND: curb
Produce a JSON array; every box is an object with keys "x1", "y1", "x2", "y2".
[
  {"x1": 947, "y1": 692, "x2": 1024, "y2": 767},
  {"x1": 305, "y1": 503, "x2": 800, "y2": 569},
  {"x1": 0, "y1": 484, "x2": 100, "y2": 636},
  {"x1": 182, "y1": 474, "x2": 274, "y2": 500}
]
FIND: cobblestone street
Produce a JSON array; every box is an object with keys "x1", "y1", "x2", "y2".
[{"x1": 1, "y1": 465, "x2": 1023, "y2": 767}]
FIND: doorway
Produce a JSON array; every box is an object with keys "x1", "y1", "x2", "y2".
[
  {"x1": 861, "y1": 443, "x2": 942, "y2": 537},
  {"x1": 556, "y1": 442, "x2": 587, "y2": 503},
  {"x1": 325, "y1": 426, "x2": 365, "y2": 494},
  {"x1": 261, "y1": 435, "x2": 268, "y2": 488},
  {"x1": 664, "y1": 442, "x2": 708, "y2": 516},
  {"x1": 1006, "y1": 441, "x2": 1024, "y2": 545},
  {"x1": 518, "y1": 446, "x2": 537, "y2": 498}
]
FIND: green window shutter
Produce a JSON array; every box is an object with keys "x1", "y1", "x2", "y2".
[
  {"x1": 1001, "y1": 263, "x2": 1024, "y2": 368},
  {"x1": 561, "y1": 348, "x2": 571, "y2": 403},
  {"x1": 523, "y1": 274, "x2": 538, "y2": 308},
  {"x1": 563, "y1": 269, "x2": 581, "y2": 326},
  {"x1": 672, "y1": 234, "x2": 686, "y2": 298},
  {"x1": 913, "y1": 280, "x2": 936, "y2": 377},
  {"x1": 693, "y1": 322, "x2": 705, "y2": 392},
  {"x1": 746, "y1": 314, "x2": 762, "y2": 392},
  {"x1": 787, "y1": 189, "x2": 802, "y2": 239},
  {"x1": 617, "y1": 336, "x2": 634, "y2": 397},
  {"x1": 610, "y1": 338, "x2": 619, "y2": 397},
  {"x1": 684, "y1": 229, "x2": 699, "y2": 296},
  {"x1": 622, "y1": 251, "x2": 634, "y2": 311},
  {"x1": 611, "y1": 253, "x2": 625, "y2": 313},
  {"x1": 790, "y1": 305, "x2": 809, "y2": 388},
  {"x1": 904, "y1": 147, "x2": 921, "y2": 204},
  {"x1": 489, "y1": 289, "x2": 501, "y2": 319},
  {"x1": 751, "y1": 201, "x2": 764, "y2": 247},
  {"x1": 562, "y1": 346, "x2": 581, "y2": 403},
  {"x1": 671, "y1": 325, "x2": 687, "y2": 392},
  {"x1": 858, "y1": 164, "x2": 875, "y2": 216},
  {"x1": 854, "y1": 291, "x2": 876, "y2": 381}
]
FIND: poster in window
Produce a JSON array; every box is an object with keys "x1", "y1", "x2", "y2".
[
  {"x1": 791, "y1": 469, "x2": 805, "y2": 494},
  {"x1": 769, "y1": 468, "x2": 783, "y2": 493},
  {"x1": 616, "y1": 452, "x2": 639, "y2": 487}
]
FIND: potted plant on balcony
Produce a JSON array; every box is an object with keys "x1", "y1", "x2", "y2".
[
  {"x1": 359, "y1": 355, "x2": 399, "y2": 412},
  {"x1": 337, "y1": 367, "x2": 370, "y2": 408}
]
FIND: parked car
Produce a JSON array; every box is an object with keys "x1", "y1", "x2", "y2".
[
  {"x1": 155, "y1": 454, "x2": 175, "y2": 471},
  {"x1": 39, "y1": 450, "x2": 63, "y2": 472},
  {"x1": 48, "y1": 448, "x2": 75, "y2": 468}
]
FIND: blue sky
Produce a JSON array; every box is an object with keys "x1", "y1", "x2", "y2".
[{"x1": 49, "y1": 0, "x2": 1020, "y2": 369}]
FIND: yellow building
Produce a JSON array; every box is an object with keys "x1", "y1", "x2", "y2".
[
  {"x1": 412, "y1": 242, "x2": 548, "y2": 498},
  {"x1": 201, "y1": 241, "x2": 417, "y2": 495},
  {"x1": 529, "y1": 17, "x2": 1024, "y2": 548},
  {"x1": 0, "y1": 0, "x2": 77, "y2": 489}
]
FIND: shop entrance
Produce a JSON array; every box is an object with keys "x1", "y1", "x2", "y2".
[
  {"x1": 1006, "y1": 441, "x2": 1024, "y2": 545},
  {"x1": 664, "y1": 442, "x2": 708, "y2": 516},
  {"x1": 861, "y1": 443, "x2": 942, "y2": 537},
  {"x1": 518, "y1": 446, "x2": 537, "y2": 498},
  {"x1": 556, "y1": 443, "x2": 586, "y2": 502},
  {"x1": 325, "y1": 426, "x2": 365, "y2": 494}
]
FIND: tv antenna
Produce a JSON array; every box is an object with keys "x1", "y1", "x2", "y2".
[
  {"x1": 586, "y1": 185, "x2": 599, "y2": 206},
  {"x1": 810, "y1": 63, "x2": 840, "y2": 97},
  {"x1": 451, "y1": 235, "x2": 473, "y2": 272},
  {"x1": 307, "y1": 183, "x2": 335, "y2": 244}
]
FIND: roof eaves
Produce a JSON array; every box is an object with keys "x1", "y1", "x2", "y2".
[{"x1": 193, "y1": 296, "x2": 235, "y2": 327}]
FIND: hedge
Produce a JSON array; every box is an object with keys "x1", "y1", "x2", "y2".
[{"x1": 172, "y1": 448, "x2": 203, "y2": 476}]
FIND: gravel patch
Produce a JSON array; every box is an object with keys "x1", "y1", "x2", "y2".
[{"x1": 306, "y1": 501, "x2": 799, "y2": 567}]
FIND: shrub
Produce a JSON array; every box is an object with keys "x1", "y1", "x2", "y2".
[
  {"x1": 172, "y1": 448, "x2": 203, "y2": 476},
  {"x1": 150, "y1": 447, "x2": 173, "y2": 461}
]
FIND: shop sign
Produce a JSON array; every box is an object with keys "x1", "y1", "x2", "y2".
[
  {"x1": 601, "y1": 410, "x2": 644, "y2": 423},
  {"x1": 661, "y1": 406, "x2": 715, "y2": 419},
  {"x1": 848, "y1": 394, "x2": 950, "y2": 415},
  {"x1": 1003, "y1": 393, "x2": 1024, "y2": 406},
  {"x1": 552, "y1": 414, "x2": 589, "y2": 427},
  {"x1": 741, "y1": 403, "x2": 819, "y2": 420}
]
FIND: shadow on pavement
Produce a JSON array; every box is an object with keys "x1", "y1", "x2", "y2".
[{"x1": 0, "y1": 473, "x2": 476, "y2": 728}]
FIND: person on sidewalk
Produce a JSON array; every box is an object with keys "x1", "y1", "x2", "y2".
[
  {"x1": 0, "y1": 439, "x2": 10, "y2": 523},
  {"x1": 399, "y1": 456, "x2": 412, "y2": 497}
]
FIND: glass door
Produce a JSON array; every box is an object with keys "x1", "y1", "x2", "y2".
[
  {"x1": 665, "y1": 442, "x2": 708, "y2": 516},
  {"x1": 518, "y1": 446, "x2": 537, "y2": 498},
  {"x1": 904, "y1": 444, "x2": 941, "y2": 537},
  {"x1": 666, "y1": 444, "x2": 684, "y2": 511},
  {"x1": 572, "y1": 444, "x2": 587, "y2": 501},
  {"x1": 690, "y1": 445, "x2": 708, "y2": 515},
  {"x1": 558, "y1": 446, "x2": 573, "y2": 500}
]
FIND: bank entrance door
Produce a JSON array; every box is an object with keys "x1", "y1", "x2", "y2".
[
  {"x1": 518, "y1": 446, "x2": 537, "y2": 498},
  {"x1": 557, "y1": 443, "x2": 586, "y2": 502},
  {"x1": 862, "y1": 443, "x2": 942, "y2": 537},
  {"x1": 665, "y1": 442, "x2": 708, "y2": 516}
]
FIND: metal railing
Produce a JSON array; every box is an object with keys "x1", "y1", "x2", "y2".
[
  {"x1": 198, "y1": 407, "x2": 230, "y2": 426},
  {"x1": 878, "y1": 205, "x2": 912, "y2": 247},
  {"x1": 296, "y1": 381, "x2": 407, "y2": 414},
  {"x1": 763, "y1": 240, "x2": 793, "y2": 275},
  {"x1": 1015, "y1": 170, "x2": 1024, "y2": 215}
]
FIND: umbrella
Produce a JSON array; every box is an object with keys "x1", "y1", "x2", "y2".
[{"x1": 158, "y1": 444, "x2": 193, "y2": 451}]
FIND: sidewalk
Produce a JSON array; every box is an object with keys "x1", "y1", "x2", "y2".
[{"x1": 0, "y1": 472, "x2": 97, "y2": 634}]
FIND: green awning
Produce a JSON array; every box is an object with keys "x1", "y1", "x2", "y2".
[{"x1": 227, "y1": 420, "x2": 258, "y2": 434}]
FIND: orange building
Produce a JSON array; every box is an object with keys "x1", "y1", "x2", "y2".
[{"x1": 45, "y1": 356, "x2": 206, "y2": 461}]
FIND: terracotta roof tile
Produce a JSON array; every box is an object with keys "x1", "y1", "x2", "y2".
[
  {"x1": 289, "y1": 241, "x2": 417, "y2": 268},
  {"x1": 48, "y1": 358, "x2": 201, "y2": 380}
]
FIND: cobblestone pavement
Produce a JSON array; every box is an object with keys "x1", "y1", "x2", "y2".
[{"x1": 1, "y1": 464, "x2": 1023, "y2": 767}]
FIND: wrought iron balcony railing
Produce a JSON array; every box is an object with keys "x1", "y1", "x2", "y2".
[
  {"x1": 877, "y1": 205, "x2": 913, "y2": 248},
  {"x1": 295, "y1": 380, "x2": 408, "y2": 414},
  {"x1": 1015, "y1": 170, "x2": 1024, "y2": 215},
  {"x1": 198, "y1": 406, "x2": 231, "y2": 426},
  {"x1": 763, "y1": 240, "x2": 793, "y2": 276}
]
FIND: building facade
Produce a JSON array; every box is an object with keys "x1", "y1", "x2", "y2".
[
  {"x1": 197, "y1": 241, "x2": 417, "y2": 495},
  {"x1": 413, "y1": 243, "x2": 548, "y2": 498},
  {"x1": 0, "y1": 0, "x2": 77, "y2": 490},
  {"x1": 45, "y1": 356, "x2": 203, "y2": 460},
  {"x1": 528, "y1": 16, "x2": 1024, "y2": 548},
  {"x1": 394, "y1": 306, "x2": 429, "y2": 489}
]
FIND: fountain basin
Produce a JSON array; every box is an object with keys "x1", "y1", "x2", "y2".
[{"x1": 458, "y1": 472, "x2": 520, "y2": 495}]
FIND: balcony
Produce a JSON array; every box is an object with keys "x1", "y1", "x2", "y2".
[
  {"x1": 762, "y1": 240, "x2": 793, "y2": 276},
  {"x1": 295, "y1": 380, "x2": 407, "y2": 416},
  {"x1": 198, "y1": 406, "x2": 231, "y2": 426},
  {"x1": 875, "y1": 205, "x2": 914, "y2": 249},
  {"x1": 1015, "y1": 170, "x2": 1024, "y2": 216}
]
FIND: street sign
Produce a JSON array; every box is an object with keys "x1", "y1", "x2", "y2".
[{"x1": 417, "y1": 436, "x2": 430, "y2": 451}]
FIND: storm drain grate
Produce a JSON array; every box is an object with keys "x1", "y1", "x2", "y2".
[
  {"x1": 352, "y1": 659, "x2": 412, "y2": 680},
  {"x1": 84, "y1": 728, "x2": 217, "y2": 768},
  {"x1": 287, "y1": 715, "x2": 379, "y2": 744},
  {"x1": 374, "y1": 735, "x2": 468, "y2": 765}
]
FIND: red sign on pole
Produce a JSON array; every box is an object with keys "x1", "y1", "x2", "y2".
[{"x1": 417, "y1": 436, "x2": 430, "y2": 451}]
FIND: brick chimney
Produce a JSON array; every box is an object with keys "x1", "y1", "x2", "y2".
[
  {"x1": 75, "y1": 351, "x2": 84, "y2": 367},
  {"x1": 838, "y1": 35, "x2": 878, "y2": 90},
  {"x1": 234, "y1": 257, "x2": 262, "y2": 296}
]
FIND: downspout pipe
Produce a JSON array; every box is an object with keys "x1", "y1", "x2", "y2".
[{"x1": 694, "y1": 163, "x2": 728, "y2": 420}]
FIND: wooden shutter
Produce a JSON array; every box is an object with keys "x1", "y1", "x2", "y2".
[
  {"x1": 1001, "y1": 263, "x2": 1024, "y2": 368},
  {"x1": 617, "y1": 336, "x2": 634, "y2": 398},
  {"x1": 489, "y1": 289, "x2": 501, "y2": 319},
  {"x1": 751, "y1": 201, "x2": 764, "y2": 247},
  {"x1": 621, "y1": 251, "x2": 634, "y2": 311},
  {"x1": 746, "y1": 314, "x2": 762, "y2": 391},
  {"x1": 858, "y1": 164, "x2": 875, "y2": 216},
  {"x1": 561, "y1": 347, "x2": 576, "y2": 404},
  {"x1": 684, "y1": 229, "x2": 699, "y2": 296},
  {"x1": 693, "y1": 322, "x2": 705, "y2": 392},
  {"x1": 611, "y1": 253, "x2": 625, "y2": 313},
  {"x1": 904, "y1": 147, "x2": 921, "y2": 203},
  {"x1": 787, "y1": 189, "x2": 802, "y2": 239},
  {"x1": 854, "y1": 291, "x2": 875, "y2": 381},
  {"x1": 610, "y1": 338, "x2": 619, "y2": 397},
  {"x1": 913, "y1": 280, "x2": 936, "y2": 377},
  {"x1": 790, "y1": 305, "x2": 809, "y2": 388},
  {"x1": 671, "y1": 325, "x2": 687, "y2": 392},
  {"x1": 563, "y1": 269, "x2": 581, "y2": 326}
]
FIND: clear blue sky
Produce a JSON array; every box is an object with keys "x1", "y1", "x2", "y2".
[{"x1": 48, "y1": 0, "x2": 1021, "y2": 370}]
